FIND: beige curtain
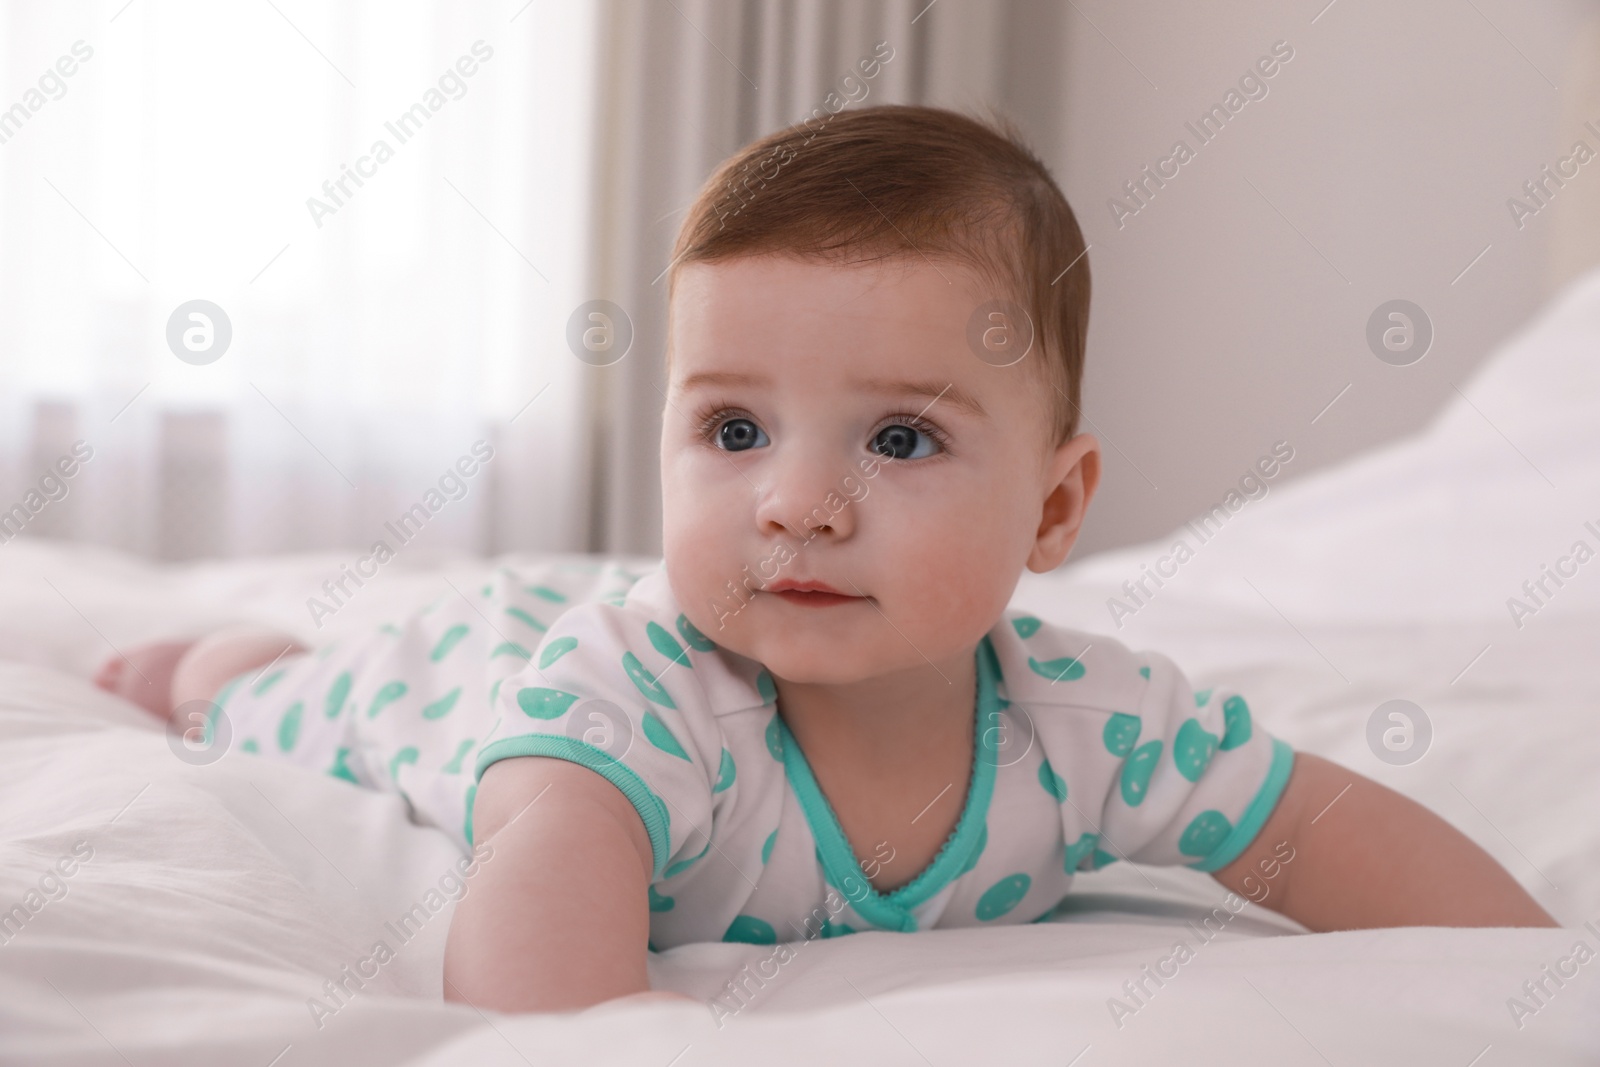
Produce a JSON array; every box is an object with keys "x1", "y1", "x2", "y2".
[{"x1": 575, "y1": 0, "x2": 1071, "y2": 554}]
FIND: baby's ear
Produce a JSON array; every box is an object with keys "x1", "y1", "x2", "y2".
[{"x1": 1026, "y1": 433, "x2": 1101, "y2": 573}]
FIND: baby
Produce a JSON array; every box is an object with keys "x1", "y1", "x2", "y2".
[{"x1": 98, "y1": 104, "x2": 1556, "y2": 1014}]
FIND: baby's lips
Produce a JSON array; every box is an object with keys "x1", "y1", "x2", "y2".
[{"x1": 763, "y1": 578, "x2": 853, "y2": 596}]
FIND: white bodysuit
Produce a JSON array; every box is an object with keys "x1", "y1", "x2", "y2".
[{"x1": 214, "y1": 558, "x2": 1295, "y2": 949}]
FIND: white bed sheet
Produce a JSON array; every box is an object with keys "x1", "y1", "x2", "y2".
[
  {"x1": 1, "y1": 656, "x2": 1595, "y2": 1067},
  {"x1": 6, "y1": 270, "x2": 1600, "y2": 1063}
]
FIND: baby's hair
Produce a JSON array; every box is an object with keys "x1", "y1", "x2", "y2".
[{"x1": 667, "y1": 103, "x2": 1091, "y2": 446}]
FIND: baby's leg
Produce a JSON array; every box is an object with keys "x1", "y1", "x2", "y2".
[
  {"x1": 170, "y1": 627, "x2": 307, "y2": 717},
  {"x1": 94, "y1": 640, "x2": 194, "y2": 717},
  {"x1": 95, "y1": 627, "x2": 305, "y2": 725}
]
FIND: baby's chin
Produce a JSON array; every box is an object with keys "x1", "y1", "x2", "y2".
[{"x1": 718, "y1": 624, "x2": 944, "y2": 687}]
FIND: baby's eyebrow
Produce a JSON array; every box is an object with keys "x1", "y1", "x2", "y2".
[
  {"x1": 678, "y1": 370, "x2": 765, "y2": 392},
  {"x1": 678, "y1": 370, "x2": 985, "y2": 419},
  {"x1": 854, "y1": 377, "x2": 986, "y2": 419}
]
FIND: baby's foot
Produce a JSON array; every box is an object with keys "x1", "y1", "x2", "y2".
[{"x1": 93, "y1": 640, "x2": 196, "y2": 719}]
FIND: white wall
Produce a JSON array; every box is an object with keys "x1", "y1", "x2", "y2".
[{"x1": 1046, "y1": 0, "x2": 1599, "y2": 559}]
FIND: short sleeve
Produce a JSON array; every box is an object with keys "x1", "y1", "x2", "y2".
[
  {"x1": 472, "y1": 600, "x2": 724, "y2": 881},
  {"x1": 1098, "y1": 650, "x2": 1295, "y2": 872}
]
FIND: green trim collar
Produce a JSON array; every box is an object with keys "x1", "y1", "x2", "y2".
[{"x1": 779, "y1": 636, "x2": 1002, "y2": 932}]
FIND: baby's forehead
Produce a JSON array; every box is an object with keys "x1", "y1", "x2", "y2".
[
  {"x1": 671, "y1": 250, "x2": 990, "y2": 301},
  {"x1": 667, "y1": 254, "x2": 999, "y2": 359},
  {"x1": 671, "y1": 253, "x2": 1032, "y2": 370}
]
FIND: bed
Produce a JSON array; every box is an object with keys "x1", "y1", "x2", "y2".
[{"x1": 4, "y1": 273, "x2": 1600, "y2": 1065}]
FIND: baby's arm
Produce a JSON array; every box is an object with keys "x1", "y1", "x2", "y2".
[
  {"x1": 1211, "y1": 751, "x2": 1558, "y2": 929},
  {"x1": 444, "y1": 755, "x2": 690, "y2": 1013}
]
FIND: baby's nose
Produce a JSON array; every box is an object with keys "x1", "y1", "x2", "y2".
[{"x1": 753, "y1": 453, "x2": 857, "y2": 541}]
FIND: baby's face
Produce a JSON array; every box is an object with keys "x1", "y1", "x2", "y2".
[{"x1": 661, "y1": 254, "x2": 1091, "y2": 686}]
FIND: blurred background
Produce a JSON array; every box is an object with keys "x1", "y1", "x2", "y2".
[{"x1": 2, "y1": 0, "x2": 1599, "y2": 564}]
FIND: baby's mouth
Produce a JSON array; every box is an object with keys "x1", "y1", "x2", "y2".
[{"x1": 763, "y1": 579, "x2": 864, "y2": 607}]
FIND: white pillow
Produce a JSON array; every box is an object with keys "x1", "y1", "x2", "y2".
[{"x1": 1067, "y1": 265, "x2": 1600, "y2": 626}]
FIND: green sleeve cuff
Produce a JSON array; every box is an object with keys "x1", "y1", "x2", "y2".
[
  {"x1": 474, "y1": 735, "x2": 673, "y2": 881},
  {"x1": 1187, "y1": 737, "x2": 1295, "y2": 873}
]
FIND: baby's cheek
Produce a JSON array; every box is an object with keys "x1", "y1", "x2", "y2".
[
  {"x1": 664, "y1": 543, "x2": 769, "y2": 661},
  {"x1": 881, "y1": 526, "x2": 1014, "y2": 635},
  {"x1": 664, "y1": 541, "x2": 730, "y2": 621}
]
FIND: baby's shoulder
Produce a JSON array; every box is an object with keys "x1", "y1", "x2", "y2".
[
  {"x1": 489, "y1": 555, "x2": 657, "y2": 610},
  {"x1": 526, "y1": 562, "x2": 776, "y2": 725},
  {"x1": 989, "y1": 609, "x2": 1179, "y2": 713}
]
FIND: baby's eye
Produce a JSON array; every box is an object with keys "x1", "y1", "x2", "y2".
[
  {"x1": 715, "y1": 417, "x2": 769, "y2": 452},
  {"x1": 871, "y1": 422, "x2": 942, "y2": 460}
]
